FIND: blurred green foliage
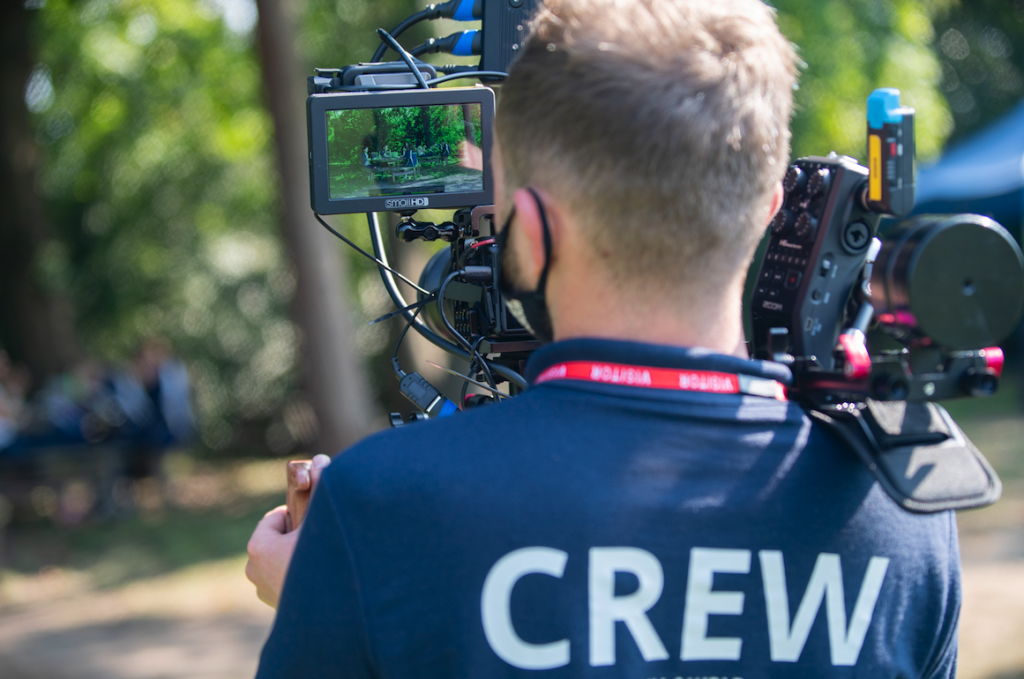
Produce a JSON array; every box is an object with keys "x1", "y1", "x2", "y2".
[
  {"x1": 773, "y1": 0, "x2": 953, "y2": 163},
  {"x1": 28, "y1": 0, "x2": 294, "y2": 452},
  {"x1": 20, "y1": 0, "x2": 1011, "y2": 455},
  {"x1": 932, "y1": 0, "x2": 1024, "y2": 144}
]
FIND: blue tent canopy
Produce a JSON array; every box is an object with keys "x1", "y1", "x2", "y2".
[{"x1": 914, "y1": 99, "x2": 1024, "y2": 238}]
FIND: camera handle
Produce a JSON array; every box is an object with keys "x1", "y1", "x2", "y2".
[{"x1": 396, "y1": 215, "x2": 462, "y2": 242}]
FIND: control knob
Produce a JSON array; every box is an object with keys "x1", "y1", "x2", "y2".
[
  {"x1": 794, "y1": 211, "x2": 819, "y2": 242},
  {"x1": 770, "y1": 208, "x2": 795, "y2": 235},
  {"x1": 807, "y1": 168, "x2": 831, "y2": 197},
  {"x1": 783, "y1": 166, "x2": 807, "y2": 194}
]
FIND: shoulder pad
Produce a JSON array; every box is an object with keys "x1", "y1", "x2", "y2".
[{"x1": 806, "y1": 400, "x2": 1001, "y2": 513}]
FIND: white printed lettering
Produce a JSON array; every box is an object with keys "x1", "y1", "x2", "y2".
[
  {"x1": 589, "y1": 547, "x2": 669, "y2": 666},
  {"x1": 678, "y1": 373, "x2": 738, "y2": 393},
  {"x1": 481, "y1": 547, "x2": 570, "y2": 669},
  {"x1": 590, "y1": 364, "x2": 653, "y2": 386},
  {"x1": 759, "y1": 551, "x2": 889, "y2": 665},
  {"x1": 681, "y1": 548, "x2": 751, "y2": 661},
  {"x1": 481, "y1": 546, "x2": 892, "y2": 669}
]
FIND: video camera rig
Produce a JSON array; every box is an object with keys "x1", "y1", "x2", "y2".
[{"x1": 304, "y1": 0, "x2": 1024, "y2": 512}]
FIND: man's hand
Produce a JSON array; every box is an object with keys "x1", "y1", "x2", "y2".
[{"x1": 246, "y1": 454, "x2": 331, "y2": 608}]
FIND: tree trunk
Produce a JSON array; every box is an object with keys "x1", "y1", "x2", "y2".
[
  {"x1": 255, "y1": 0, "x2": 372, "y2": 454},
  {"x1": 0, "y1": 3, "x2": 81, "y2": 381}
]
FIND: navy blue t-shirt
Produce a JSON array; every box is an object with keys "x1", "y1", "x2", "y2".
[{"x1": 256, "y1": 339, "x2": 959, "y2": 679}]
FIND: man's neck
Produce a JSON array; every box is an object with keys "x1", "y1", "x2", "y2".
[{"x1": 549, "y1": 272, "x2": 750, "y2": 359}]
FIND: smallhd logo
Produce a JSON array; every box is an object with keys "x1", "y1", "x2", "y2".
[{"x1": 385, "y1": 197, "x2": 429, "y2": 209}]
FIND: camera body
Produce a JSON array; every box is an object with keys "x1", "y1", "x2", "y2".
[
  {"x1": 749, "y1": 91, "x2": 1024, "y2": 407},
  {"x1": 303, "y1": 12, "x2": 1024, "y2": 413},
  {"x1": 751, "y1": 154, "x2": 878, "y2": 375},
  {"x1": 750, "y1": 152, "x2": 1024, "y2": 407},
  {"x1": 419, "y1": 231, "x2": 536, "y2": 349}
]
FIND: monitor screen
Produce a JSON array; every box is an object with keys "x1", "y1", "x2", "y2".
[{"x1": 325, "y1": 103, "x2": 485, "y2": 201}]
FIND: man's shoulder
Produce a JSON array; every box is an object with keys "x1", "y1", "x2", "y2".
[{"x1": 321, "y1": 390, "x2": 551, "y2": 492}]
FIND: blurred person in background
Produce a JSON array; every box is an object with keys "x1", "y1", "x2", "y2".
[
  {"x1": 108, "y1": 338, "x2": 196, "y2": 479},
  {"x1": 0, "y1": 349, "x2": 30, "y2": 450}
]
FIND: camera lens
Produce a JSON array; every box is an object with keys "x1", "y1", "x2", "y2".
[{"x1": 872, "y1": 214, "x2": 1024, "y2": 350}]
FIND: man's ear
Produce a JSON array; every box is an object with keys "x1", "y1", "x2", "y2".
[
  {"x1": 511, "y1": 188, "x2": 549, "y2": 288},
  {"x1": 765, "y1": 181, "x2": 784, "y2": 227}
]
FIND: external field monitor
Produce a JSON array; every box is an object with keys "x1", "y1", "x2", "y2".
[{"x1": 307, "y1": 87, "x2": 495, "y2": 214}]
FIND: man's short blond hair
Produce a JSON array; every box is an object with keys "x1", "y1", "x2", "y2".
[{"x1": 496, "y1": 0, "x2": 797, "y2": 288}]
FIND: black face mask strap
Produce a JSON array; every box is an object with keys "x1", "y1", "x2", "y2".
[
  {"x1": 498, "y1": 204, "x2": 516, "y2": 241},
  {"x1": 525, "y1": 187, "x2": 553, "y2": 294}
]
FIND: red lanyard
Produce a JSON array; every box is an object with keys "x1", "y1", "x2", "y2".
[{"x1": 534, "y1": 361, "x2": 787, "y2": 401}]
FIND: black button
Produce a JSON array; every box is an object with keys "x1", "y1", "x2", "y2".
[
  {"x1": 761, "y1": 268, "x2": 773, "y2": 282},
  {"x1": 771, "y1": 270, "x2": 785, "y2": 284},
  {"x1": 811, "y1": 289, "x2": 822, "y2": 301},
  {"x1": 767, "y1": 288, "x2": 781, "y2": 299},
  {"x1": 755, "y1": 286, "x2": 767, "y2": 297},
  {"x1": 784, "y1": 270, "x2": 802, "y2": 290}
]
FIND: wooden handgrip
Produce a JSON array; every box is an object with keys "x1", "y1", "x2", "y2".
[{"x1": 284, "y1": 460, "x2": 313, "y2": 533}]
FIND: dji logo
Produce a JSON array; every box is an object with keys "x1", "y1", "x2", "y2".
[{"x1": 385, "y1": 197, "x2": 429, "y2": 209}]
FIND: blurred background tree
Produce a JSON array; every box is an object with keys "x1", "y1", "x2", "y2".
[
  {"x1": 6, "y1": 0, "x2": 304, "y2": 456},
  {"x1": 773, "y1": 0, "x2": 953, "y2": 162},
  {"x1": 931, "y1": 0, "x2": 1024, "y2": 143},
  {"x1": 2, "y1": 0, "x2": 1019, "y2": 460}
]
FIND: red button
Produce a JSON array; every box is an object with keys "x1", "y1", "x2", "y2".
[
  {"x1": 889, "y1": 142, "x2": 897, "y2": 156},
  {"x1": 983, "y1": 347, "x2": 1004, "y2": 377}
]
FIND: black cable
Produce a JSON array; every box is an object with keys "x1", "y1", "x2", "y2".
[
  {"x1": 437, "y1": 272, "x2": 467, "y2": 347},
  {"x1": 429, "y1": 71, "x2": 508, "y2": 85},
  {"x1": 437, "y1": 271, "x2": 498, "y2": 390},
  {"x1": 369, "y1": 212, "x2": 470, "y2": 360},
  {"x1": 437, "y1": 272, "x2": 491, "y2": 385},
  {"x1": 371, "y1": 9, "x2": 432, "y2": 63},
  {"x1": 314, "y1": 73, "x2": 508, "y2": 93},
  {"x1": 470, "y1": 334, "x2": 496, "y2": 388},
  {"x1": 437, "y1": 271, "x2": 477, "y2": 359},
  {"x1": 366, "y1": 212, "x2": 528, "y2": 390},
  {"x1": 460, "y1": 370, "x2": 471, "y2": 405},
  {"x1": 369, "y1": 292, "x2": 436, "y2": 326},
  {"x1": 314, "y1": 212, "x2": 429, "y2": 294},
  {"x1": 376, "y1": 28, "x2": 430, "y2": 90},
  {"x1": 391, "y1": 297, "x2": 428, "y2": 379},
  {"x1": 319, "y1": 84, "x2": 417, "y2": 92}
]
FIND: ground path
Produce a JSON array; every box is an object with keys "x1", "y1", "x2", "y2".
[{"x1": 1, "y1": 550, "x2": 1023, "y2": 678}]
